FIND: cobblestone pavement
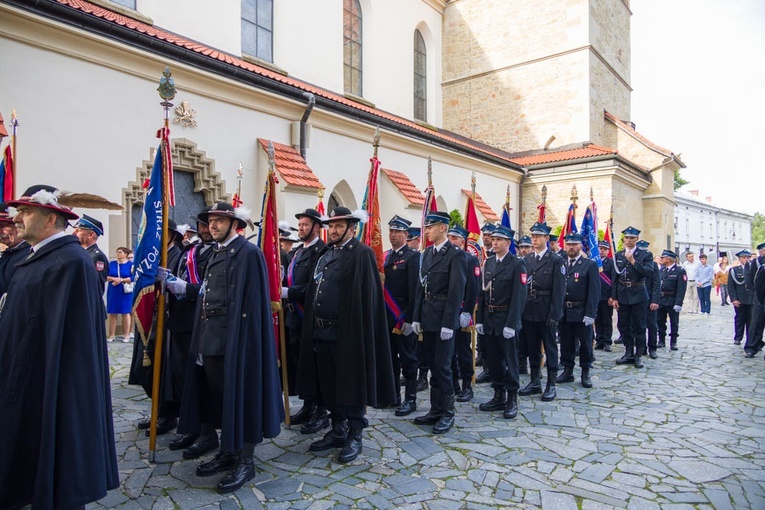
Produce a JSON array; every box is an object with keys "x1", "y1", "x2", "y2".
[{"x1": 92, "y1": 294, "x2": 765, "y2": 509}]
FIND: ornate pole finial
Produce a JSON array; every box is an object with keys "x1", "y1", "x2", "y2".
[
  {"x1": 570, "y1": 184, "x2": 579, "y2": 208},
  {"x1": 471, "y1": 170, "x2": 476, "y2": 199},
  {"x1": 157, "y1": 67, "x2": 176, "y2": 125},
  {"x1": 267, "y1": 141, "x2": 276, "y2": 170},
  {"x1": 373, "y1": 126, "x2": 381, "y2": 148},
  {"x1": 541, "y1": 184, "x2": 548, "y2": 204},
  {"x1": 318, "y1": 186, "x2": 325, "y2": 200},
  {"x1": 10, "y1": 109, "x2": 18, "y2": 135},
  {"x1": 427, "y1": 156, "x2": 433, "y2": 187},
  {"x1": 590, "y1": 186, "x2": 594, "y2": 203},
  {"x1": 506, "y1": 184, "x2": 511, "y2": 209}
]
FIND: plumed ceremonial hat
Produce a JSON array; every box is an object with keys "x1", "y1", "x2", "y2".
[{"x1": 7, "y1": 184, "x2": 79, "y2": 221}]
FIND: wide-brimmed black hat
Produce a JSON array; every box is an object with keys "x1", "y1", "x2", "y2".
[
  {"x1": 197, "y1": 202, "x2": 249, "y2": 229},
  {"x1": 322, "y1": 207, "x2": 367, "y2": 224},
  {"x1": 194, "y1": 205, "x2": 213, "y2": 225},
  {"x1": 7, "y1": 184, "x2": 79, "y2": 221},
  {"x1": 295, "y1": 208, "x2": 323, "y2": 224},
  {"x1": 0, "y1": 202, "x2": 15, "y2": 224}
]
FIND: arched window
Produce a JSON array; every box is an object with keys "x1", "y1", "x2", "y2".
[
  {"x1": 413, "y1": 29, "x2": 427, "y2": 122},
  {"x1": 343, "y1": 0, "x2": 362, "y2": 96},
  {"x1": 242, "y1": 0, "x2": 273, "y2": 62}
]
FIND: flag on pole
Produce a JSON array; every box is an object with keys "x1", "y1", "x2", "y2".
[
  {"x1": 131, "y1": 134, "x2": 169, "y2": 362},
  {"x1": 356, "y1": 137, "x2": 385, "y2": 274},
  {"x1": 316, "y1": 188, "x2": 327, "y2": 243},
  {"x1": 603, "y1": 219, "x2": 614, "y2": 259},
  {"x1": 464, "y1": 194, "x2": 485, "y2": 264},
  {"x1": 500, "y1": 204, "x2": 517, "y2": 256},
  {"x1": 258, "y1": 163, "x2": 283, "y2": 358},
  {"x1": 420, "y1": 158, "x2": 438, "y2": 250},
  {"x1": 558, "y1": 203, "x2": 578, "y2": 249},
  {"x1": 0, "y1": 145, "x2": 13, "y2": 201},
  {"x1": 580, "y1": 202, "x2": 601, "y2": 269}
]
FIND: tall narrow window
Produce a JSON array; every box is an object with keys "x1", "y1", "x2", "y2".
[
  {"x1": 344, "y1": 0, "x2": 362, "y2": 96},
  {"x1": 413, "y1": 30, "x2": 427, "y2": 122},
  {"x1": 242, "y1": 0, "x2": 273, "y2": 62}
]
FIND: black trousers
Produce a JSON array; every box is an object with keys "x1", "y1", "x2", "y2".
[
  {"x1": 422, "y1": 331, "x2": 455, "y2": 398},
  {"x1": 745, "y1": 301, "x2": 765, "y2": 354},
  {"x1": 733, "y1": 304, "x2": 751, "y2": 343},
  {"x1": 516, "y1": 327, "x2": 528, "y2": 360},
  {"x1": 595, "y1": 299, "x2": 613, "y2": 345},
  {"x1": 170, "y1": 331, "x2": 193, "y2": 408},
  {"x1": 617, "y1": 302, "x2": 647, "y2": 356},
  {"x1": 416, "y1": 336, "x2": 429, "y2": 371},
  {"x1": 559, "y1": 321, "x2": 594, "y2": 369},
  {"x1": 314, "y1": 340, "x2": 367, "y2": 430},
  {"x1": 197, "y1": 355, "x2": 225, "y2": 429},
  {"x1": 286, "y1": 326, "x2": 301, "y2": 396},
  {"x1": 390, "y1": 330, "x2": 419, "y2": 382},
  {"x1": 645, "y1": 308, "x2": 658, "y2": 352},
  {"x1": 522, "y1": 319, "x2": 559, "y2": 372},
  {"x1": 657, "y1": 306, "x2": 680, "y2": 345},
  {"x1": 484, "y1": 334, "x2": 519, "y2": 392},
  {"x1": 452, "y1": 329, "x2": 474, "y2": 380}
]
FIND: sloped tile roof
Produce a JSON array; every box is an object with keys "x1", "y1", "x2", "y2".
[
  {"x1": 604, "y1": 111, "x2": 675, "y2": 157},
  {"x1": 381, "y1": 169, "x2": 424, "y2": 206},
  {"x1": 509, "y1": 145, "x2": 617, "y2": 166},
  {"x1": 257, "y1": 139, "x2": 322, "y2": 189},
  {"x1": 462, "y1": 189, "x2": 499, "y2": 222},
  {"x1": 50, "y1": 0, "x2": 522, "y2": 168}
]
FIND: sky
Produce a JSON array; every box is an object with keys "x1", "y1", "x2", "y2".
[{"x1": 630, "y1": 0, "x2": 765, "y2": 215}]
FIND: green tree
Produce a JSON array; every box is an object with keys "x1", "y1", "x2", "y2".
[
  {"x1": 674, "y1": 169, "x2": 689, "y2": 190},
  {"x1": 752, "y1": 212, "x2": 765, "y2": 248},
  {"x1": 449, "y1": 209, "x2": 464, "y2": 228}
]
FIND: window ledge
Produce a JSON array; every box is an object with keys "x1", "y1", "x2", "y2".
[
  {"x1": 242, "y1": 54, "x2": 288, "y2": 76},
  {"x1": 87, "y1": 0, "x2": 153, "y2": 24},
  {"x1": 414, "y1": 119, "x2": 438, "y2": 131},
  {"x1": 343, "y1": 92, "x2": 375, "y2": 108}
]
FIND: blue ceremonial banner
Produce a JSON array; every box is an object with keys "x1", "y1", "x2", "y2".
[
  {"x1": 580, "y1": 203, "x2": 602, "y2": 270},
  {"x1": 131, "y1": 144, "x2": 164, "y2": 346},
  {"x1": 500, "y1": 204, "x2": 517, "y2": 255}
]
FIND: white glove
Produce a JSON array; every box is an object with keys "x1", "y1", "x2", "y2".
[
  {"x1": 583, "y1": 316, "x2": 595, "y2": 327},
  {"x1": 459, "y1": 312, "x2": 471, "y2": 328},
  {"x1": 673, "y1": 305, "x2": 682, "y2": 313},
  {"x1": 166, "y1": 277, "x2": 187, "y2": 296},
  {"x1": 402, "y1": 322, "x2": 414, "y2": 336},
  {"x1": 440, "y1": 327, "x2": 454, "y2": 340},
  {"x1": 155, "y1": 266, "x2": 173, "y2": 282},
  {"x1": 475, "y1": 323, "x2": 484, "y2": 335},
  {"x1": 281, "y1": 286, "x2": 289, "y2": 299},
  {"x1": 503, "y1": 327, "x2": 515, "y2": 339},
  {"x1": 412, "y1": 322, "x2": 422, "y2": 335}
]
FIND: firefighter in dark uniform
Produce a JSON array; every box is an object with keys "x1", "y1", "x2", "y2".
[
  {"x1": 406, "y1": 226, "x2": 429, "y2": 391},
  {"x1": 556, "y1": 233, "x2": 599, "y2": 388},
  {"x1": 476, "y1": 224, "x2": 527, "y2": 418},
  {"x1": 282, "y1": 208, "x2": 328, "y2": 432},
  {"x1": 657, "y1": 250, "x2": 687, "y2": 351},
  {"x1": 412, "y1": 211, "x2": 467, "y2": 434},
  {"x1": 594, "y1": 241, "x2": 614, "y2": 352},
  {"x1": 406, "y1": 226, "x2": 421, "y2": 251},
  {"x1": 744, "y1": 243, "x2": 765, "y2": 358},
  {"x1": 636, "y1": 240, "x2": 661, "y2": 359},
  {"x1": 446, "y1": 224, "x2": 480, "y2": 403},
  {"x1": 161, "y1": 206, "x2": 216, "y2": 451},
  {"x1": 728, "y1": 250, "x2": 752, "y2": 346},
  {"x1": 611, "y1": 226, "x2": 654, "y2": 368},
  {"x1": 519, "y1": 222, "x2": 565, "y2": 402},
  {"x1": 383, "y1": 215, "x2": 420, "y2": 416},
  {"x1": 72, "y1": 214, "x2": 109, "y2": 292},
  {"x1": 514, "y1": 235, "x2": 534, "y2": 376},
  {"x1": 475, "y1": 222, "x2": 496, "y2": 379}
]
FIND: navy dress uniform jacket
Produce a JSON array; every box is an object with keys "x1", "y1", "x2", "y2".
[
  {"x1": 561, "y1": 256, "x2": 600, "y2": 322},
  {"x1": 648, "y1": 260, "x2": 661, "y2": 305},
  {"x1": 611, "y1": 248, "x2": 654, "y2": 305},
  {"x1": 522, "y1": 250, "x2": 566, "y2": 322},
  {"x1": 476, "y1": 255, "x2": 527, "y2": 334},
  {"x1": 413, "y1": 241, "x2": 468, "y2": 332},
  {"x1": 285, "y1": 239, "x2": 326, "y2": 331},
  {"x1": 599, "y1": 257, "x2": 614, "y2": 301},
  {"x1": 86, "y1": 243, "x2": 110, "y2": 290},
  {"x1": 727, "y1": 264, "x2": 752, "y2": 305},
  {"x1": 0, "y1": 240, "x2": 30, "y2": 296},
  {"x1": 659, "y1": 264, "x2": 688, "y2": 308},
  {"x1": 383, "y1": 245, "x2": 419, "y2": 327}
]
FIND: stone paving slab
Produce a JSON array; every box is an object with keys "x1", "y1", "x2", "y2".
[{"x1": 89, "y1": 295, "x2": 765, "y2": 508}]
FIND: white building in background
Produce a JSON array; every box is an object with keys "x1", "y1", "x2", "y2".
[{"x1": 674, "y1": 190, "x2": 752, "y2": 262}]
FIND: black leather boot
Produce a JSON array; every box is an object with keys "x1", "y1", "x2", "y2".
[
  {"x1": 414, "y1": 387, "x2": 441, "y2": 425},
  {"x1": 216, "y1": 443, "x2": 255, "y2": 494},
  {"x1": 416, "y1": 369, "x2": 429, "y2": 392},
  {"x1": 395, "y1": 379, "x2": 418, "y2": 416},
  {"x1": 503, "y1": 391, "x2": 518, "y2": 419},
  {"x1": 456, "y1": 380, "x2": 473, "y2": 402},
  {"x1": 338, "y1": 428, "x2": 363, "y2": 463},
  {"x1": 479, "y1": 387, "x2": 506, "y2": 411},
  {"x1": 433, "y1": 394, "x2": 455, "y2": 434},
  {"x1": 555, "y1": 366, "x2": 574, "y2": 383},
  {"x1": 196, "y1": 451, "x2": 237, "y2": 476},
  {"x1": 289, "y1": 400, "x2": 316, "y2": 425},
  {"x1": 169, "y1": 433, "x2": 199, "y2": 451},
  {"x1": 519, "y1": 367, "x2": 542, "y2": 396},
  {"x1": 633, "y1": 347, "x2": 644, "y2": 368},
  {"x1": 183, "y1": 432, "x2": 219, "y2": 460},
  {"x1": 301, "y1": 406, "x2": 330, "y2": 434},
  {"x1": 541, "y1": 371, "x2": 557, "y2": 402},
  {"x1": 145, "y1": 416, "x2": 178, "y2": 437},
  {"x1": 452, "y1": 377, "x2": 461, "y2": 394},
  {"x1": 475, "y1": 368, "x2": 491, "y2": 384},
  {"x1": 309, "y1": 419, "x2": 348, "y2": 451},
  {"x1": 616, "y1": 348, "x2": 635, "y2": 364},
  {"x1": 581, "y1": 367, "x2": 593, "y2": 388}
]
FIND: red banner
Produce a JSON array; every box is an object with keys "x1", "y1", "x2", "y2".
[
  {"x1": 358, "y1": 156, "x2": 384, "y2": 274},
  {"x1": 260, "y1": 170, "x2": 282, "y2": 357}
]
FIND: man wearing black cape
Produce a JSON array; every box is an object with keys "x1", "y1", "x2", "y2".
[
  {"x1": 297, "y1": 206, "x2": 396, "y2": 463},
  {"x1": 0, "y1": 185, "x2": 118, "y2": 509},
  {"x1": 177, "y1": 202, "x2": 283, "y2": 494}
]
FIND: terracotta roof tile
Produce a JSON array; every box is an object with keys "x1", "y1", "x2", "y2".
[
  {"x1": 604, "y1": 111, "x2": 675, "y2": 157},
  {"x1": 257, "y1": 139, "x2": 323, "y2": 189},
  {"x1": 509, "y1": 145, "x2": 617, "y2": 166},
  {"x1": 462, "y1": 190, "x2": 499, "y2": 222},
  {"x1": 52, "y1": 0, "x2": 522, "y2": 167},
  {"x1": 381, "y1": 169, "x2": 424, "y2": 206}
]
